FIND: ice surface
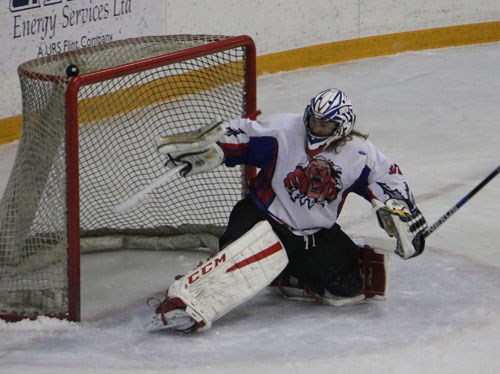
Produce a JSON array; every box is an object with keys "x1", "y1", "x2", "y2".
[{"x1": 1, "y1": 42, "x2": 499, "y2": 374}]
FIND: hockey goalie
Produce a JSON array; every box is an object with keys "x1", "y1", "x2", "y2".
[{"x1": 147, "y1": 88, "x2": 428, "y2": 332}]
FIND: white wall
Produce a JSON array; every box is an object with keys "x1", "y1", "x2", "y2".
[
  {"x1": 1, "y1": 0, "x2": 499, "y2": 120},
  {"x1": 164, "y1": 0, "x2": 499, "y2": 55}
]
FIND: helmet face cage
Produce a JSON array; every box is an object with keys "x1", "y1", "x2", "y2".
[{"x1": 303, "y1": 89, "x2": 356, "y2": 152}]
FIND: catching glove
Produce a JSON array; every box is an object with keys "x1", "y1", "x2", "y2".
[
  {"x1": 155, "y1": 118, "x2": 225, "y2": 155},
  {"x1": 155, "y1": 118, "x2": 226, "y2": 177},
  {"x1": 166, "y1": 144, "x2": 224, "y2": 177}
]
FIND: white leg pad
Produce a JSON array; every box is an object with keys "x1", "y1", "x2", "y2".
[{"x1": 166, "y1": 221, "x2": 288, "y2": 329}]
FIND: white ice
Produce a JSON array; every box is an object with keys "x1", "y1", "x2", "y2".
[{"x1": 1, "y1": 43, "x2": 499, "y2": 374}]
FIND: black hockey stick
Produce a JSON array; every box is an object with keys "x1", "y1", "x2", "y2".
[{"x1": 423, "y1": 164, "x2": 500, "y2": 238}]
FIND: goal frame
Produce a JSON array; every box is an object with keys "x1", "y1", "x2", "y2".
[{"x1": 4, "y1": 35, "x2": 257, "y2": 322}]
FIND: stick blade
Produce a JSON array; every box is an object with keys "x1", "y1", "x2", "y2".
[{"x1": 113, "y1": 164, "x2": 186, "y2": 213}]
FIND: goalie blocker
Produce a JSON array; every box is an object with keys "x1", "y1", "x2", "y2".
[{"x1": 373, "y1": 199, "x2": 428, "y2": 259}]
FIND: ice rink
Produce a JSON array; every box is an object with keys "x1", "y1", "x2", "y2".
[{"x1": 1, "y1": 42, "x2": 499, "y2": 374}]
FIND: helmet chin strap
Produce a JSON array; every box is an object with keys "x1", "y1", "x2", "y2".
[
  {"x1": 305, "y1": 144, "x2": 327, "y2": 157},
  {"x1": 305, "y1": 126, "x2": 343, "y2": 156}
]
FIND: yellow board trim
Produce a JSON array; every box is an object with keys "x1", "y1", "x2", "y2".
[
  {"x1": 257, "y1": 21, "x2": 500, "y2": 75},
  {"x1": 78, "y1": 61, "x2": 244, "y2": 124},
  {"x1": 1, "y1": 21, "x2": 499, "y2": 145},
  {"x1": 0, "y1": 115, "x2": 22, "y2": 145}
]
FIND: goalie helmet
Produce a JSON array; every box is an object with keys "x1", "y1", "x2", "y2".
[{"x1": 303, "y1": 88, "x2": 356, "y2": 155}]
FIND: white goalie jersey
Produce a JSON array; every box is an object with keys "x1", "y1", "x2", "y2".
[{"x1": 218, "y1": 114, "x2": 419, "y2": 236}]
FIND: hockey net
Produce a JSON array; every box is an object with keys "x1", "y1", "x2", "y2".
[{"x1": 0, "y1": 35, "x2": 256, "y2": 321}]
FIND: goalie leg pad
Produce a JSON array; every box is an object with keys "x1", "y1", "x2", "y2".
[
  {"x1": 153, "y1": 221, "x2": 288, "y2": 331},
  {"x1": 361, "y1": 246, "x2": 388, "y2": 299}
]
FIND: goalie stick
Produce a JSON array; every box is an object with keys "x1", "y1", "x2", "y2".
[
  {"x1": 423, "y1": 164, "x2": 500, "y2": 238},
  {"x1": 113, "y1": 164, "x2": 186, "y2": 213}
]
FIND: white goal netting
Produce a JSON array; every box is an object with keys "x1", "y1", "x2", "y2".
[{"x1": 0, "y1": 35, "x2": 256, "y2": 320}]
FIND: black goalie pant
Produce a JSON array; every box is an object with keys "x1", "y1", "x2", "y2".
[{"x1": 219, "y1": 197, "x2": 362, "y2": 297}]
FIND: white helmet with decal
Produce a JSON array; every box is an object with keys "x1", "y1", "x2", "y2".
[{"x1": 303, "y1": 88, "x2": 356, "y2": 155}]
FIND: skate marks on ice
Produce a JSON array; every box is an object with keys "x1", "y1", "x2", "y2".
[{"x1": 2, "y1": 247, "x2": 499, "y2": 371}]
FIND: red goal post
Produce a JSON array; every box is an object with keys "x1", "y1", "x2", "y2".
[{"x1": 0, "y1": 35, "x2": 257, "y2": 322}]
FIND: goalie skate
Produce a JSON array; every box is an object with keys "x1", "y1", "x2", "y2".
[
  {"x1": 148, "y1": 309, "x2": 195, "y2": 332},
  {"x1": 269, "y1": 274, "x2": 367, "y2": 306},
  {"x1": 147, "y1": 296, "x2": 199, "y2": 332},
  {"x1": 269, "y1": 246, "x2": 388, "y2": 306}
]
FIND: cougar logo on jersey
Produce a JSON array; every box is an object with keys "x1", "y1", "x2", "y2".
[{"x1": 284, "y1": 156, "x2": 343, "y2": 209}]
